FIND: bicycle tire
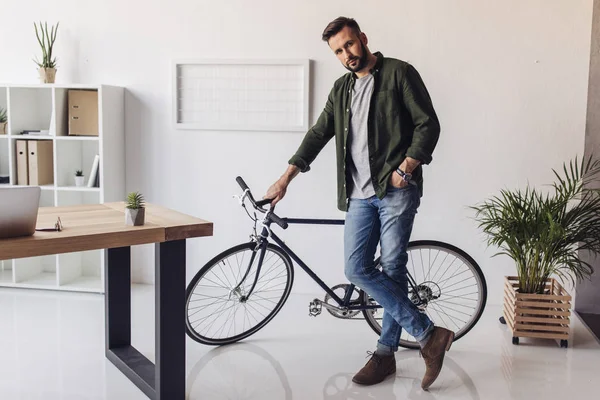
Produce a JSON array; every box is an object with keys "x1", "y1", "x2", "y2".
[
  {"x1": 186, "y1": 242, "x2": 294, "y2": 345},
  {"x1": 362, "y1": 240, "x2": 487, "y2": 349}
]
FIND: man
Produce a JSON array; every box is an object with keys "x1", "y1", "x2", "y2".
[{"x1": 264, "y1": 17, "x2": 454, "y2": 388}]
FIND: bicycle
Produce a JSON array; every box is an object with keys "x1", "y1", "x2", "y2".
[{"x1": 185, "y1": 177, "x2": 487, "y2": 349}]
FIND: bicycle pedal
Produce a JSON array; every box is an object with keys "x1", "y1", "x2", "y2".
[{"x1": 308, "y1": 299, "x2": 322, "y2": 317}]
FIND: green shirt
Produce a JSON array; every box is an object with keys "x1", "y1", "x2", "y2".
[{"x1": 288, "y1": 52, "x2": 441, "y2": 211}]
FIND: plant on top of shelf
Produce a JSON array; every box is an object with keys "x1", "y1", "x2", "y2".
[
  {"x1": 125, "y1": 191, "x2": 146, "y2": 226},
  {"x1": 0, "y1": 107, "x2": 6, "y2": 135},
  {"x1": 33, "y1": 21, "x2": 59, "y2": 84},
  {"x1": 75, "y1": 169, "x2": 83, "y2": 177}
]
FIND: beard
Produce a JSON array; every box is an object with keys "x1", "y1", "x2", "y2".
[{"x1": 344, "y1": 42, "x2": 369, "y2": 73}]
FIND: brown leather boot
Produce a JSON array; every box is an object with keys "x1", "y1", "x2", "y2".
[
  {"x1": 352, "y1": 352, "x2": 396, "y2": 385},
  {"x1": 420, "y1": 327, "x2": 455, "y2": 390}
]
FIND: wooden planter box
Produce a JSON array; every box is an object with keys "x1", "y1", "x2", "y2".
[{"x1": 503, "y1": 276, "x2": 571, "y2": 348}]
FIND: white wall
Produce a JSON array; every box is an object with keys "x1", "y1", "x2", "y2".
[{"x1": 0, "y1": 0, "x2": 593, "y2": 306}]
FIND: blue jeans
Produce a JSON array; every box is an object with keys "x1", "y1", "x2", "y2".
[{"x1": 344, "y1": 183, "x2": 434, "y2": 352}]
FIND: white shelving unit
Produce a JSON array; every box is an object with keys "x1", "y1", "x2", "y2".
[{"x1": 0, "y1": 84, "x2": 125, "y2": 293}]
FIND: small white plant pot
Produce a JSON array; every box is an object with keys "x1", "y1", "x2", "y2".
[
  {"x1": 74, "y1": 176, "x2": 85, "y2": 187},
  {"x1": 125, "y1": 208, "x2": 145, "y2": 226}
]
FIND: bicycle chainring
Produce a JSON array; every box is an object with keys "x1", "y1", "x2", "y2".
[{"x1": 324, "y1": 284, "x2": 362, "y2": 319}]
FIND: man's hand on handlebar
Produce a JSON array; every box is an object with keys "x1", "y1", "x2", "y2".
[
  {"x1": 264, "y1": 165, "x2": 300, "y2": 206},
  {"x1": 264, "y1": 179, "x2": 288, "y2": 206}
]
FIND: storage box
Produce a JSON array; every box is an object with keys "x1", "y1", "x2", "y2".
[
  {"x1": 28, "y1": 140, "x2": 54, "y2": 186},
  {"x1": 68, "y1": 90, "x2": 99, "y2": 136},
  {"x1": 16, "y1": 140, "x2": 29, "y2": 185},
  {"x1": 503, "y1": 276, "x2": 571, "y2": 347}
]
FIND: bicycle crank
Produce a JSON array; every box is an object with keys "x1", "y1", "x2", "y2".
[
  {"x1": 308, "y1": 298, "x2": 353, "y2": 318},
  {"x1": 324, "y1": 284, "x2": 362, "y2": 319}
]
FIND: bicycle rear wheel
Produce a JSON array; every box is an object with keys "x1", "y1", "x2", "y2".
[
  {"x1": 362, "y1": 240, "x2": 487, "y2": 349},
  {"x1": 186, "y1": 242, "x2": 294, "y2": 345}
]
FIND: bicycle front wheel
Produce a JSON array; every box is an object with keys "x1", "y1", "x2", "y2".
[
  {"x1": 186, "y1": 242, "x2": 294, "y2": 345},
  {"x1": 362, "y1": 240, "x2": 487, "y2": 349}
]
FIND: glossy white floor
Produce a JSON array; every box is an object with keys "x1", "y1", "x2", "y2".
[{"x1": 1, "y1": 285, "x2": 599, "y2": 400}]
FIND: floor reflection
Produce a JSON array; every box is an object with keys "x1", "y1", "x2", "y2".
[
  {"x1": 322, "y1": 351, "x2": 481, "y2": 400},
  {"x1": 187, "y1": 342, "x2": 293, "y2": 400}
]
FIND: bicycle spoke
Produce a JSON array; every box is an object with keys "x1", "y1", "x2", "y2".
[
  {"x1": 432, "y1": 299, "x2": 477, "y2": 311},
  {"x1": 245, "y1": 300, "x2": 268, "y2": 319},
  {"x1": 440, "y1": 292, "x2": 479, "y2": 301},
  {"x1": 429, "y1": 251, "x2": 451, "y2": 282},
  {"x1": 194, "y1": 300, "x2": 236, "y2": 331},
  {"x1": 436, "y1": 267, "x2": 470, "y2": 287},
  {"x1": 200, "y1": 274, "x2": 231, "y2": 290},
  {"x1": 429, "y1": 302, "x2": 465, "y2": 329},
  {"x1": 443, "y1": 283, "x2": 478, "y2": 295}
]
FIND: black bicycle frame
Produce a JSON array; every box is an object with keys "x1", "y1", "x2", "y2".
[{"x1": 242, "y1": 217, "x2": 424, "y2": 309}]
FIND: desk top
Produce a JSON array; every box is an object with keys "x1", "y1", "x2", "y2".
[{"x1": 0, "y1": 202, "x2": 213, "y2": 260}]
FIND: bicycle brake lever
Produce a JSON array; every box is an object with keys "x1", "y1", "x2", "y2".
[{"x1": 233, "y1": 189, "x2": 250, "y2": 205}]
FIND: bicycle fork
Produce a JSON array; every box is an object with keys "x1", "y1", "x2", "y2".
[{"x1": 232, "y1": 238, "x2": 268, "y2": 302}]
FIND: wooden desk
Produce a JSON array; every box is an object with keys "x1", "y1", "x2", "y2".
[{"x1": 0, "y1": 202, "x2": 213, "y2": 400}]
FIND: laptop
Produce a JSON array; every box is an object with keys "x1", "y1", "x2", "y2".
[{"x1": 0, "y1": 186, "x2": 41, "y2": 239}]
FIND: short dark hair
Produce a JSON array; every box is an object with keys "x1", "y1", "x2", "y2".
[{"x1": 322, "y1": 17, "x2": 361, "y2": 42}]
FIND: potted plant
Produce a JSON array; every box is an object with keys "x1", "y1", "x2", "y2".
[
  {"x1": 33, "y1": 21, "x2": 59, "y2": 84},
  {"x1": 74, "y1": 169, "x2": 85, "y2": 187},
  {"x1": 125, "y1": 191, "x2": 145, "y2": 226},
  {"x1": 0, "y1": 107, "x2": 6, "y2": 134},
  {"x1": 472, "y1": 156, "x2": 600, "y2": 347}
]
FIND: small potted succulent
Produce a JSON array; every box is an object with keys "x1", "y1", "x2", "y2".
[
  {"x1": 33, "y1": 21, "x2": 59, "y2": 84},
  {"x1": 74, "y1": 169, "x2": 85, "y2": 187},
  {"x1": 125, "y1": 191, "x2": 145, "y2": 226},
  {"x1": 0, "y1": 107, "x2": 7, "y2": 134}
]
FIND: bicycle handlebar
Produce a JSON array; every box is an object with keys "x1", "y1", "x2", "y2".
[
  {"x1": 236, "y1": 176, "x2": 249, "y2": 192},
  {"x1": 236, "y1": 176, "x2": 288, "y2": 230}
]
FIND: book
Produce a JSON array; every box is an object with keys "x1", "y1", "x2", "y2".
[{"x1": 88, "y1": 154, "x2": 100, "y2": 187}]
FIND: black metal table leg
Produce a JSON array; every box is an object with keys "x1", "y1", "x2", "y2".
[
  {"x1": 106, "y1": 246, "x2": 131, "y2": 349},
  {"x1": 155, "y1": 239, "x2": 186, "y2": 399},
  {"x1": 105, "y1": 240, "x2": 187, "y2": 400}
]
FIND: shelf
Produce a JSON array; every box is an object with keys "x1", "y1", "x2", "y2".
[
  {"x1": 59, "y1": 276, "x2": 102, "y2": 293},
  {"x1": 56, "y1": 186, "x2": 100, "y2": 192},
  {"x1": 0, "y1": 83, "x2": 102, "y2": 89},
  {"x1": 55, "y1": 136, "x2": 99, "y2": 141},
  {"x1": 10, "y1": 135, "x2": 52, "y2": 140},
  {"x1": 5, "y1": 135, "x2": 99, "y2": 141},
  {"x1": 15, "y1": 272, "x2": 57, "y2": 287},
  {"x1": 0, "y1": 83, "x2": 124, "y2": 294}
]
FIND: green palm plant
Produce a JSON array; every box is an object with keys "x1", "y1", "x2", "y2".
[
  {"x1": 0, "y1": 107, "x2": 7, "y2": 123},
  {"x1": 472, "y1": 156, "x2": 600, "y2": 294}
]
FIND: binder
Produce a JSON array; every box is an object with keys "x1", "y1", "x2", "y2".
[
  {"x1": 16, "y1": 140, "x2": 29, "y2": 185},
  {"x1": 28, "y1": 140, "x2": 54, "y2": 186},
  {"x1": 68, "y1": 90, "x2": 99, "y2": 136}
]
